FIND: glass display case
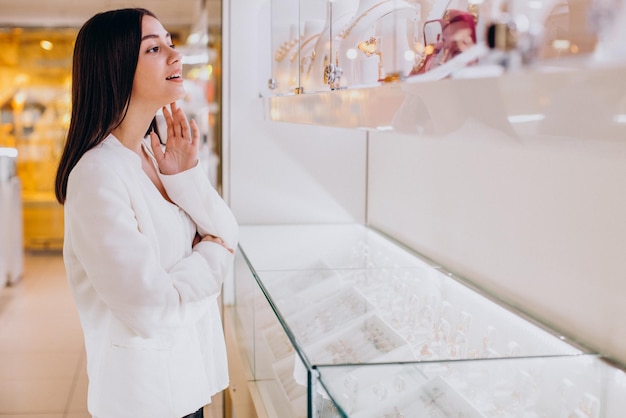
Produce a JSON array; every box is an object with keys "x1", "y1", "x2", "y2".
[
  {"x1": 265, "y1": 0, "x2": 613, "y2": 95},
  {"x1": 315, "y1": 355, "x2": 626, "y2": 417},
  {"x1": 229, "y1": 224, "x2": 626, "y2": 417}
]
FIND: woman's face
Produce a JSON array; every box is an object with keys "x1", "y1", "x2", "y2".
[{"x1": 133, "y1": 15, "x2": 185, "y2": 110}]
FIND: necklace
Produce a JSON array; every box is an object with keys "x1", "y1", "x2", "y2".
[
  {"x1": 274, "y1": 35, "x2": 303, "y2": 62},
  {"x1": 290, "y1": 33, "x2": 321, "y2": 62}
]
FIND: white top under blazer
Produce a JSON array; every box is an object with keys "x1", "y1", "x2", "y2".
[{"x1": 63, "y1": 134, "x2": 238, "y2": 418}]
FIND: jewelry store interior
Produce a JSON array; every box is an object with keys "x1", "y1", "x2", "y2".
[{"x1": 2, "y1": 0, "x2": 626, "y2": 417}]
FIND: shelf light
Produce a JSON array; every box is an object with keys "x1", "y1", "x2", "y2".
[
  {"x1": 183, "y1": 53, "x2": 209, "y2": 65},
  {"x1": 613, "y1": 114, "x2": 626, "y2": 124},
  {"x1": 552, "y1": 39, "x2": 571, "y2": 51},
  {"x1": 507, "y1": 114, "x2": 545, "y2": 123}
]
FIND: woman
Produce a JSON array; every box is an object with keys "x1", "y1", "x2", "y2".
[{"x1": 54, "y1": 8, "x2": 238, "y2": 418}]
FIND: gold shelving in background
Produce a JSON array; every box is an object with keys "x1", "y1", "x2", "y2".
[
  {"x1": 0, "y1": 23, "x2": 221, "y2": 251},
  {"x1": 0, "y1": 27, "x2": 75, "y2": 250}
]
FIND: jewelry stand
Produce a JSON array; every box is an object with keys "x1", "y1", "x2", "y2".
[
  {"x1": 295, "y1": 19, "x2": 326, "y2": 93},
  {"x1": 336, "y1": 0, "x2": 420, "y2": 86},
  {"x1": 308, "y1": 0, "x2": 360, "y2": 92},
  {"x1": 273, "y1": 23, "x2": 302, "y2": 94}
]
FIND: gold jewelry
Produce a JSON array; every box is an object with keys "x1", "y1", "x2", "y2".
[
  {"x1": 302, "y1": 49, "x2": 317, "y2": 81},
  {"x1": 290, "y1": 33, "x2": 321, "y2": 63},
  {"x1": 357, "y1": 36, "x2": 384, "y2": 80},
  {"x1": 468, "y1": 3, "x2": 479, "y2": 23},
  {"x1": 357, "y1": 37, "x2": 378, "y2": 55},
  {"x1": 274, "y1": 35, "x2": 303, "y2": 62},
  {"x1": 381, "y1": 72, "x2": 402, "y2": 83}
]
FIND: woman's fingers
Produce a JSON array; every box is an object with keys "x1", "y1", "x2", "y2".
[
  {"x1": 152, "y1": 103, "x2": 199, "y2": 175},
  {"x1": 201, "y1": 234, "x2": 234, "y2": 254},
  {"x1": 161, "y1": 105, "x2": 175, "y2": 140},
  {"x1": 149, "y1": 130, "x2": 164, "y2": 161},
  {"x1": 190, "y1": 119, "x2": 199, "y2": 148},
  {"x1": 163, "y1": 102, "x2": 194, "y2": 142},
  {"x1": 169, "y1": 103, "x2": 181, "y2": 138}
]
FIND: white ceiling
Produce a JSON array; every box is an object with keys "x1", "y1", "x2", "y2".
[{"x1": 0, "y1": 0, "x2": 221, "y2": 29}]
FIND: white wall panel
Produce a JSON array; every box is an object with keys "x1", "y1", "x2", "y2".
[
  {"x1": 368, "y1": 130, "x2": 626, "y2": 365},
  {"x1": 226, "y1": 0, "x2": 367, "y2": 225},
  {"x1": 230, "y1": 118, "x2": 367, "y2": 224}
]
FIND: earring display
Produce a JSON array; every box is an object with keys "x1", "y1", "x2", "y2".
[
  {"x1": 303, "y1": 313, "x2": 413, "y2": 366},
  {"x1": 273, "y1": 354, "x2": 308, "y2": 405},
  {"x1": 313, "y1": 354, "x2": 626, "y2": 417},
  {"x1": 284, "y1": 287, "x2": 374, "y2": 345},
  {"x1": 263, "y1": 321, "x2": 295, "y2": 360}
]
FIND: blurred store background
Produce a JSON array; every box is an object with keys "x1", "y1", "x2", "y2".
[{"x1": 0, "y1": 0, "x2": 222, "y2": 258}]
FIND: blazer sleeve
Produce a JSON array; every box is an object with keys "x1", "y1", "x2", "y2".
[
  {"x1": 65, "y1": 158, "x2": 233, "y2": 338},
  {"x1": 158, "y1": 162, "x2": 239, "y2": 250}
]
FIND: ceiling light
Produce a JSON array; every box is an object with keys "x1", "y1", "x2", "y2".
[{"x1": 40, "y1": 40, "x2": 53, "y2": 51}]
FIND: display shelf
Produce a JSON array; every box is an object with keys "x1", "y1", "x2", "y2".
[
  {"x1": 228, "y1": 223, "x2": 616, "y2": 418},
  {"x1": 265, "y1": 61, "x2": 626, "y2": 137},
  {"x1": 21, "y1": 191, "x2": 64, "y2": 250},
  {"x1": 263, "y1": 0, "x2": 626, "y2": 134}
]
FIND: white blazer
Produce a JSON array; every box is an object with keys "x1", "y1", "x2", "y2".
[{"x1": 63, "y1": 135, "x2": 238, "y2": 418}]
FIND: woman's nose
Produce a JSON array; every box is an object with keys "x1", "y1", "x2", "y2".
[{"x1": 169, "y1": 48, "x2": 182, "y2": 64}]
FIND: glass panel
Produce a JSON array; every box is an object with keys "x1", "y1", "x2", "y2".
[
  {"x1": 236, "y1": 246, "x2": 310, "y2": 417},
  {"x1": 266, "y1": 0, "x2": 623, "y2": 95},
  {"x1": 332, "y1": 0, "x2": 422, "y2": 88},
  {"x1": 270, "y1": 0, "x2": 302, "y2": 94},
  {"x1": 304, "y1": 0, "x2": 424, "y2": 92},
  {"x1": 238, "y1": 223, "x2": 426, "y2": 271},
  {"x1": 258, "y1": 265, "x2": 580, "y2": 368},
  {"x1": 316, "y1": 355, "x2": 626, "y2": 417},
  {"x1": 297, "y1": 1, "x2": 328, "y2": 93},
  {"x1": 233, "y1": 248, "x2": 258, "y2": 374},
  {"x1": 237, "y1": 224, "x2": 589, "y2": 417}
]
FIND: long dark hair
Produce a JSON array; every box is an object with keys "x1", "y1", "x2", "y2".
[{"x1": 55, "y1": 8, "x2": 158, "y2": 204}]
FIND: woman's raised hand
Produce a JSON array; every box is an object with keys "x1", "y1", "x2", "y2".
[{"x1": 150, "y1": 102, "x2": 199, "y2": 175}]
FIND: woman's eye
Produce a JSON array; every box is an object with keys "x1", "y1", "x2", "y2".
[
  {"x1": 147, "y1": 46, "x2": 160, "y2": 53},
  {"x1": 169, "y1": 44, "x2": 176, "y2": 49}
]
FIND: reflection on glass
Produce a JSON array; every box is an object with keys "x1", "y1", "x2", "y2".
[{"x1": 411, "y1": 9, "x2": 477, "y2": 76}]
